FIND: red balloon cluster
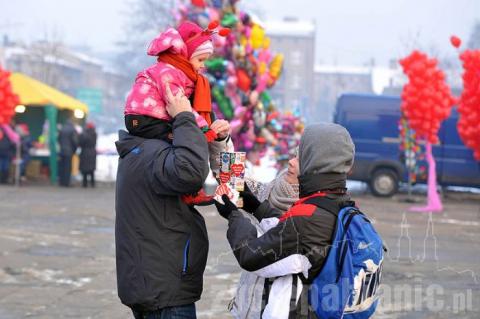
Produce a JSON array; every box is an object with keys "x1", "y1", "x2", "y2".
[
  {"x1": 458, "y1": 49, "x2": 480, "y2": 161},
  {"x1": 0, "y1": 66, "x2": 20, "y2": 125},
  {"x1": 399, "y1": 51, "x2": 456, "y2": 144}
]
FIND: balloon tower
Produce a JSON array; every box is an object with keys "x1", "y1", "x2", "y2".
[
  {"x1": 399, "y1": 51, "x2": 456, "y2": 212},
  {"x1": 175, "y1": 0, "x2": 304, "y2": 165}
]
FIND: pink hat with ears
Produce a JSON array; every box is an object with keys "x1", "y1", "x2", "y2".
[
  {"x1": 147, "y1": 21, "x2": 230, "y2": 59},
  {"x1": 177, "y1": 20, "x2": 230, "y2": 59},
  {"x1": 177, "y1": 21, "x2": 212, "y2": 59}
]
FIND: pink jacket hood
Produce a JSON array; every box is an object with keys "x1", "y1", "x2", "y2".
[{"x1": 147, "y1": 27, "x2": 188, "y2": 58}]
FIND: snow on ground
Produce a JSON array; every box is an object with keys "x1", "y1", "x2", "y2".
[
  {"x1": 93, "y1": 135, "x2": 480, "y2": 195},
  {"x1": 95, "y1": 134, "x2": 118, "y2": 182}
]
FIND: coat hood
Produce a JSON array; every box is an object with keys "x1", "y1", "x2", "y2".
[
  {"x1": 147, "y1": 27, "x2": 188, "y2": 58},
  {"x1": 299, "y1": 123, "x2": 355, "y2": 177},
  {"x1": 115, "y1": 130, "x2": 144, "y2": 158},
  {"x1": 298, "y1": 123, "x2": 355, "y2": 196}
]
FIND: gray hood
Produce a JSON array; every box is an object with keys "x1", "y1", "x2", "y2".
[{"x1": 299, "y1": 123, "x2": 355, "y2": 176}]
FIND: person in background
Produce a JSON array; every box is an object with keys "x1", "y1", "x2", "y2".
[
  {"x1": 16, "y1": 124, "x2": 33, "y2": 181},
  {"x1": 58, "y1": 119, "x2": 78, "y2": 187},
  {"x1": 79, "y1": 122, "x2": 97, "y2": 188},
  {"x1": 0, "y1": 125, "x2": 15, "y2": 184}
]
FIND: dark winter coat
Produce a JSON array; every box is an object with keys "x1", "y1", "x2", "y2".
[
  {"x1": 115, "y1": 112, "x2": 210, "y2": 312},
  {"x1": 79, "y1": 128, "x2": 97, "y2": 173},
  {"x1": 58, "y1": 121, "x2": 78, "y2": 156},
  {"x1": 0, "y1": 127, "x2": 15, "y2": 158},
  {"x1": 227, "y1": 177, "x2": 349, "y2": 281}
]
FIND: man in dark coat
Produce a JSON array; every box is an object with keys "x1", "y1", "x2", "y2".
[
  {"x1": 79, "y1": 122, "x2": 97, "y2": 188},
  {"x1": 215, "y1": 123, "x2": 356, "y2": 318},
  {"x1": 0, "y1": 125, "x2": 15, "y2": 184},
  {"x1": 115, "y1": 85, "x2": 210, "y2": 319},
  {"x1": 58, "y1": 119, "x2": 78, "y2": 187}
]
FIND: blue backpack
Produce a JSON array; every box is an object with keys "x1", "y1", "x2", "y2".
[{"x1": 305, "y1": 196, "x2": 385, "y2": 319}]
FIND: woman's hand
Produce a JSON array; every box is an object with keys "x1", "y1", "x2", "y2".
[
  {"x1": 165, "y1": 83, "x2": 192, "y2": 118},
  {"x1": 214, "y1": 195, "x2": 238, "y2": 219},
  {"x1": 239, "y1": 184, "x2": 261, "y2": 214},
  {"x1": 210, "y1": 119, "x2": 230, "y2": 140}
]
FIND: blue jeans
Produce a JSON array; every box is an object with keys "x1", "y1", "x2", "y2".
[{"x1": 132, "y1": 304, "x2": 196, "y2": 319}]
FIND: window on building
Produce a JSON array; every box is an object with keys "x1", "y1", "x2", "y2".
[
  {"x1": 291, "y1": 51, "x2": 302, "y2": 65},
  {"x1": 291, "y1": 74, "x2": 302, "y2": 89}
]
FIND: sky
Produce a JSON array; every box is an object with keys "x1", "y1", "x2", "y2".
[{"x1": 1, "y1": 0, "x2": 479, "y2": 66}]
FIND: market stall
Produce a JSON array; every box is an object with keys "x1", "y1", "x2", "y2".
[{"x1": 9, "y1": 72, "x2": 89, "y2": 183}]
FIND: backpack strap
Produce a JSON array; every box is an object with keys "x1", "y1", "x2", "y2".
[
  {"x1": 303, "y1": 195, "x2": 356, "y2": 218},
  {"x1": 304, "y1": 195, "x2": 361, "y2": 283},
  {"x1": 335, "y1": 209, "x2": 361, "y2": 282}
]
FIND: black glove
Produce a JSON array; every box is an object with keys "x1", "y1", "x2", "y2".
[
  {"x1": 240, "y1": 184, "x2": 261, "y2": 214},
  {"x1": 214, "y1": 195, "x2": 238, "y2": 219}
]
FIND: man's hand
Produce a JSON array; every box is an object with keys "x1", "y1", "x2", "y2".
[
  {"x1": 214, "y1": 195, "x2": 238, "y2": 219},
  {"x1": 210, "y1": 119, "x2": 230, "y2": 140},
  {"x1": 239, "y1": 183, "x2": 261, "y2": 214},
  {"x1": 165, "y1": 83, "x2": 192, "y2": 118}
]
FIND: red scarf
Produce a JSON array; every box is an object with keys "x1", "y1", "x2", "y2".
[{"x1": 157, "y1": 52, "x2": 212, "y2": 125}]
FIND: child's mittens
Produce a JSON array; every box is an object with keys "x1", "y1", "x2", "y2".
[
  {"x1": 182, "y1": 189, "x2": 215, "y2": 207},
  {"x1": 204, "y1": 129, "x2": 218, "y2": 143}
]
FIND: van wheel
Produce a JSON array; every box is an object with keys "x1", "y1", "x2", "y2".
[{"x1": 370, "y1": 169, "x2": 399, "y2": 197}]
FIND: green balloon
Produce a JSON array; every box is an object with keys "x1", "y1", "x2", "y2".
[
  {"x1": 221, "y1": 13, "x2": 238, "y2": 28},
  {"x1": 261, "y1": 91, "x2": 272, "y2": 105},
  {"x1": 212, "y1": 86, "x2": 234, "y2": 119},
  {"x1": 205, "y1": 58, "x2": 226, "y2": 72}
]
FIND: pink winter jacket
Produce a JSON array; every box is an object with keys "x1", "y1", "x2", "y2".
[
  {"x1": 124, "y1": 27, "x2": 234, "y2": 174},
  {"x1": 124, "y1": 27, "x2": 208, "y2": 128}
]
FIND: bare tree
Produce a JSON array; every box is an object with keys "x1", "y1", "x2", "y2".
[
  {"x1": 27, "y1": 25, "x2": 66, "y2": 89},
  {"x1": 116, "y1": 0, "x2": 176, "y2": 77},
  {"x1": 467, "y1": 20, "x2": 480, "y2": 49}
]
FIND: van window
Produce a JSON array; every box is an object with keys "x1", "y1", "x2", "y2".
[{"x1": 345, "y1": 112, "x2": 398, "y2": 141}]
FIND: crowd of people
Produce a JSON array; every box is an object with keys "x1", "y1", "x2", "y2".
[
  {"x1": 57, "y1": 119, "x2": 98, "y2": 188},
  {"x1": 0, "y1": 120, "x2": 97, "y2": 188}
]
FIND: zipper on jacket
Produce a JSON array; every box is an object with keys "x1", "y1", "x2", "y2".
[{"x1": 182, "y1": 236, "x2": 191, "y2": 276}]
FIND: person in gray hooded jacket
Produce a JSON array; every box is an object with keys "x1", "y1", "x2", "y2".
[{"x1": 215, "y1": 122, "x2": 356, "y2": 318}]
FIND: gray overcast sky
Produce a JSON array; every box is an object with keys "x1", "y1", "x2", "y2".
[{"x1": 1, "y1": 0, "x2": 479, "y2": 66}]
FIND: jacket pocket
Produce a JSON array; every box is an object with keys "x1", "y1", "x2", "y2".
[{"x1": 181, "y1": 235, "x2": 191, "y2": 276}]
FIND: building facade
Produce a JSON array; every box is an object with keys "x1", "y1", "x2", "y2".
[
  {"x1": 264, "y1": 17, "x2": 316, "y2": 121},
  {"x1": 313, "y1": 65, "x2": 373, "y2": 122}
]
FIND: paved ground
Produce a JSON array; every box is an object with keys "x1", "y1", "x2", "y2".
[{"x1": 0, "y1": 184, "x2": 479, "y2": 318}]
